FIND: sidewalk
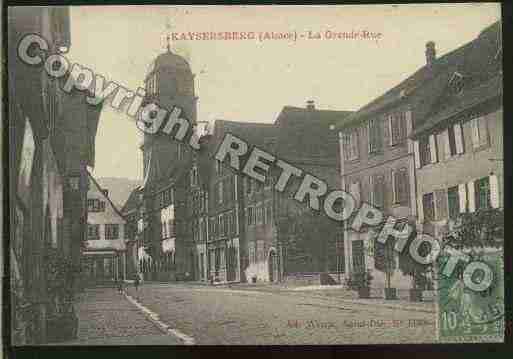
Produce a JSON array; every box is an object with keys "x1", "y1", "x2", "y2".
[
  {"x1": 55, "y1": 287, "x2": 182, "y2": 345},
  {"x1": 209, "y1": 282, "x2": 436, "y2": 313}
]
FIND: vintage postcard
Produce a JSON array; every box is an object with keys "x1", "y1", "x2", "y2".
[{"x1": 6, "y1": 4, "x2": 503, "y2": 346}]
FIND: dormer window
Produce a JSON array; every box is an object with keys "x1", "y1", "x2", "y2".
[{"x1": 449, "y1": 72, "x2": 464, "y2": 95}]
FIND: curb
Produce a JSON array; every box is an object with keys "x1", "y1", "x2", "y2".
[
  {"x1": 124, "y1": 293, "x2": 195, "y2": 345},
  {"x1": 331, "y1": 297, "x2": 436, "y2": 314}
]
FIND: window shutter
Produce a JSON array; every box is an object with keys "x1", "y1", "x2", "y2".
[
  {"x1": 454, "y1": 123, "x2": 464, "y2": 154},
  {"x1": 417, "y1": 195, "x2": 424, "y2": 222},
  {"x1": 391, "y1": 169, "x2": 397, "y2": 203},
  {"x1": 478, "y1": 117, "x2": 489, "y2": 147},
  {"x1": 490, "y1": 174, "x2": 499, "y2": 208},
  {"x1": 471, "y1": 118, "x2": 480, "y2": 148},
  {"x1": 405, "y1": 110, "x2": 413, "y2": 135},
  {"x1": 350, "y1": 182, "x2": 361, "y2": 206},
  {"x1": 442, "y1": 130, "x2": 451, "y2": 159},
  {"x1": 458, "y1": 183, "x2": 467, "y2": 213},
  {"x1": 435, "y1": 189, "x2": 448, "y2": 220},
  {"x1": 467, "y1": 181, "x2": 476, "y2": 212},
  {"x1": 429, "y1": 135, "x2": 438, "y2": 163},
  {"x1": 388, "y1": 115, "x2": 394, "y2": 145},
  {"x1": 414, "y1": 140, "x2": 421, "y2": 169}
]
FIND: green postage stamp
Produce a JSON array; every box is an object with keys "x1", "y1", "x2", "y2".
[{"x1": 438, "y1": 250, "x2": 504, "y2": 342}]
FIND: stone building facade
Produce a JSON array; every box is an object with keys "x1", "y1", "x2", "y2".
[{"x1": 9, "y1": 6, "x2": 102, "y2": 344}]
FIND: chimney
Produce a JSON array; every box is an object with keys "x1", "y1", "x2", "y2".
[
  {"x1": 102, "y1": 189, "x2": 109, "y2": 197},
  {"x1": 306, "y1": 100, "x2": 315, "y2": 110},
  {"x1": 425, "y1": 41, "x2": 436, "y2": 66}
]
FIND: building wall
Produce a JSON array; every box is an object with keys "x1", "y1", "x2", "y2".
[
  {"x1": 340, "y1": 107, "x2": 415, "y2": 292},
  {"x1": 242, "y1": 177, "x2": 276, "y2": 282},
  {"x1": 207, "y1": 166, "x2": 240, "y2": 283},
  {"x1": 416, "y1": 107, "x2": 503, "y2": 218}
]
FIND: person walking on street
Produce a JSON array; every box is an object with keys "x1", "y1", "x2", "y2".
[
  {"x1": 134, "y1": 274, "x2": 140, "y2": 292},
  {"x1": 117, "y1": 278, "x2": 124, "y2": 294}
]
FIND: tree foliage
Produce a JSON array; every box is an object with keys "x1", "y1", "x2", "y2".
[
  {"x1": 278, "y1": 209, "x2": 340, "y2": 272},
  {"x1": 443, "y1": 208, "x2": 504, "y2": 252}
]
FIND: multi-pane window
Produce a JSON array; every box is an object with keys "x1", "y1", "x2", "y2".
[
  {"x1": 368, "y1": 118, "x2": 383, "y2": 153},
  {"x1": 87, "y1": 199, "x2": 105, "y2": 212},
  {"x1": 471, "y1": 116, "x2": 489, "y2": 149},
  {"x1": 105, "y1": 224, "x2": 119, "y2": 240},
  {"x1": 389, "y1": 112, "x2": 407, "y2": 145},
  {"x1": 447, "y1": 186, "x2": 460, "y2": 219},
  {"x1": 87, "y1": 224, "x2": 100, "y2": 240},
  {"x1": 343, "y1": 129, "x2": 359, "y2": 161},
  {"x1": 475, "y1": 177, "x2": 491, "y2": 210},
  {"x1": 371, "y1": 175, "x2": 385, "y2": 209},
  {"x1": 419, "y1": 137, "x2": 431, "y2": 167},
  {"x1": 422, "y1": 193, "x2": 435, "y2": 222},
  {"x1": 392, "y1": 168, "x2": 409, "y2": 206}
]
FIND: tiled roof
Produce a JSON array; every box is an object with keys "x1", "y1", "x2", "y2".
[
  {"x1": 337, "y1": 21, "x2": 501, "y2": 136},
  {"x1": 410, "y1": 74, "x2": 502, "y2": 138},
  {"x1": 275, "y1": 106, "x2": 352, "y2": 163},
  {"x1": 335, "y1": 33, "x2": 475, "y2": 130},
  {"x1": 213, "y1": 119, "x2": 278, "y2": 150},
  {"x1": 121, "y1": 187, "x2": 141, "y2": 214},
  {"x1": 410, "y1": 21, "x2": 502, "y2": 138}
]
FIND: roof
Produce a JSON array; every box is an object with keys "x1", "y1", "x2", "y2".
[
  {"x1": 121, "y1": 187, "x2": 142, "y2": 214},
  {"x1": 410, "y1": 73, "x2": 502, "y2": 138},
  {"x1": 335, "y1": 33, "x2": 475, "y2": 130},
  {"x1": 410, "y1": 21, "x2": 502, "y2": 138},
  {"x1": 87, "y1": 171, "x2": 125, "y2": 219},
  {"x1": 147, "y1": 50, "x2": 191, "y2": 79},
  {"x1": 213, "y1": 119, "x2": 278, "y2": 150},
  {"x1": 275, "y1": 106, "x2": 353, "y2": 163}
]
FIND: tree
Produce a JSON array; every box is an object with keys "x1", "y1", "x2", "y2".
[
  {"x1": 398, "y1": 230, "x2": 432, "y2": 290},
  {"x1": 443, "y1": 208, "x2": 503, "y2": 253},
  {"x1": 374, "y1": 234, "x2": 396, "y2": 291},
  {"x1": 278, "y1": 209, "x2": 340, "y2": 273}
]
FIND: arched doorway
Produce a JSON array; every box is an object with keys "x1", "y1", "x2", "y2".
[{"x1": 268, "y1": 250, "x2": 278, "y2": 282}]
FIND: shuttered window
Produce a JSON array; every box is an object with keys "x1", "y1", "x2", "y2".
[
  {"x1": 447, "y1": 186, "x2": 460, "y2": 219},
  {"x1": 422, "y1": 193, "x2": 435, "y2": 222},
  {"x1": 393, "y1": 168, "x2": 409, "y2": 206},
  {"x1": 419, "y1": 137, "x2": 431, "y2": 166},
  {"x1": 343, "y1": 129, "x2": 359, "y2": 161},
  {"x1": 389, "y1": 112, "x2": 407, "y2": 145},
  {"x1": 475, "y1": 177, "x2": 491, "y2": 210},
  {"x1": 435, "y1": 189, "x2": 448, "y2": 220},
  {"x1": 371, "y1": 175, "x2": 385, "y2": 209},
  {"x1": 471, "y1": 116, "x2": 489, "y2": 149},
  {"x1": 368, "y1": 118, "x2": 383, "y2": 153}
]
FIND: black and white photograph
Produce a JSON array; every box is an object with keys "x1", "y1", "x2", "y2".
[{"x1": 5, "y1": 3, "x2": 504, "y2": 346}]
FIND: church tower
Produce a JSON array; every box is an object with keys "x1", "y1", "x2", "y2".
[{"x1": 141, "y1": 35, "x2": 197, "y2": 187}]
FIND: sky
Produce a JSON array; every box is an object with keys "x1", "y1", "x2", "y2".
[{"x1": 65, "y1": 4, "x2": 501, "y2": 180}]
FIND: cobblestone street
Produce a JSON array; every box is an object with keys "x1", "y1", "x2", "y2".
[
  {"x1": 63, "y1": 282, "x2": 438, "y2": 345},
  {"x1": 60, "y1": 287, "x2": 181, "y2": 345}
]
